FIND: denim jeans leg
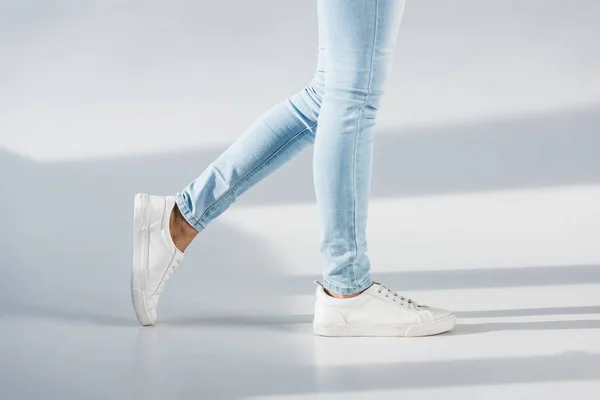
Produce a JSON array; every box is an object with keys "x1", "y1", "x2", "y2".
[
  {"x1": 315, "y1": 0, "x2": 405, "y2": 295},
  {"x1": 175, "y1": 57, "x2": 325, "y2": 232}
]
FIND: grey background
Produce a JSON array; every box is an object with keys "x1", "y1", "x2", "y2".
[
  {"x1": 1, "y1": 0, "x2": 599, "y2": 159},
  {"x1": 1, "y1": 1, "x2": 600, "y2": 399}
]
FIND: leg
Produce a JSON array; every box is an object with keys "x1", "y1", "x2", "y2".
[
  {"x1": 131, "y1": 5, "x2": 328, "y2": 325},
  {"x1": 314, "y1": 0, "x2": 404, "y2": 295},
  {"x1": 312, "y1": 0, "x2": 455, "y2": 338},
  {"x1": 174, "y1": 57, "x2": 326, "y2": 240}
]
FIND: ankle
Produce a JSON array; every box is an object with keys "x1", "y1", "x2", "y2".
[
  {"x1": 169, "y1": 205, "x2": 198, "y2": 252},
  {"x1": 324, "y1": 286, "x2": 368, "y2": 299}
]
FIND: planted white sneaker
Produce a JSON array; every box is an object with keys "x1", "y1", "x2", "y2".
[
  {"x1": 313, "y1": 281, "x2": 455, "y2": 337},
  {"x1": 131, "y1": 193, "x2": 184, "y2": 326}
]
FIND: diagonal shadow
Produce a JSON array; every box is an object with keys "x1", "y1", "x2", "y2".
[
  {"x1": 372, "y1": 264, "x2": 600, "y2": 290},
  {"x1": 1, "y1": 106, "x2": 599, "y2": 399},
  {"x1": 275, "y1": 264, "x2": 600, "y2": 294},
  {"x1": 126, "y1": 345, "x2": 600, "y2": 399},
  {"x1": 3, "y1": 264, "x2": 598, "y2": 325},
  {"x1": 307, "y1": 352, "x2": 600, "y2": 395},
  {"x1": 9, "y1": 305, "x2": 596, "y2": 331},
  {"x1": 3, "y1": 105, "x2": 600, "y2": 207},
  {"x1": 162, "y1": 305, "x2": 600, "y2": 327},
  {"x1": 2, "y1": 106, "x2": 598, "y2": 324},
  {"x1": 450, "y1": 320, "x2": 600, "y2": 335},
  {"x1": 456, "y1": 305, "x2": 600, "y2": 318}
]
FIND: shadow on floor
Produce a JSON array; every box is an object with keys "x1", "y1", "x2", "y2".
[
  {"x1": 456, "y1": 305, "x2": 600, "y2": 318},
  {"x1": 1, "y1": 106, "x2": 600, "y2": 399}
]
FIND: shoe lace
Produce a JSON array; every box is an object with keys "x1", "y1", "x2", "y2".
[{"x1": 376, "y1": 283, "x2": 418, "y2": 309}]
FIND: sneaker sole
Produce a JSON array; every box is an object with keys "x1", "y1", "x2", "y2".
[
  {"x1": 313, "y1": 314, "x2": 456, "y2": 337},
  {"x1": 131, "y1": 193, "x2": 155, "y2": 326}
]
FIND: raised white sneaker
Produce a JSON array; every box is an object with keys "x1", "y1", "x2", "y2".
[
  {"x1": 313, "y1": 281, "x2": 455, "y2": 337},
  {"x1": 131, "y1": 193, "x2": 184, "y2": 326}
]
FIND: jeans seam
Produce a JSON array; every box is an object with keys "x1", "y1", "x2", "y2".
[
  {"x1": 306, "y1": 84, "x2": 323, "y2": 108},
  {"x1": 349, "y1": 0, "x2": 378, "y2": 287},
  {"x1": 197, "y1": 120, "x2": 319, "y2": 224}
]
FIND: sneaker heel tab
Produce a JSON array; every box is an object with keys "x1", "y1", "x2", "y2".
[{"x1": 314, "y1": 280, "x2": 325, "y2": 297}]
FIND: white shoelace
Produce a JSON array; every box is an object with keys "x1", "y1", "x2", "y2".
[{"x1": 376, "y1": 283, "x2": 419, "y2": 309}]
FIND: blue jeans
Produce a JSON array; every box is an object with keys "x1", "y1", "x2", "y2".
[{"x1": 176, "y1": 0, "x2": 405, "y2": 295}]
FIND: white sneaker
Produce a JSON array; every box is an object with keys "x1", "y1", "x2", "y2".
[
  {"x1": 313, "y1": 281, "x2": 455, "y2": 337},
  {"x1": 131, "y1": 193, "x2": 184, "y2": 326}
]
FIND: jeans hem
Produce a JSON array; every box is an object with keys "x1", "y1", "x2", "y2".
[
  {"x1": 322, "y1": 275, "x2": 373, "y2": 295},
  {"x1": 196, "y1": 120, "x2": 318, "y2": 225},
  {"x1": 175, "y1": 193, "x2": 206, "y2": 233}
]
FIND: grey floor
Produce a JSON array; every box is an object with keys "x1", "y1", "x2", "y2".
[{"x1": 2, "y1": 127, "x2": 600, "y2": 398}]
